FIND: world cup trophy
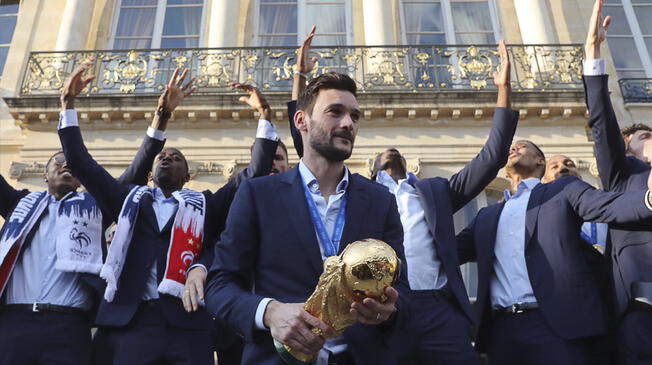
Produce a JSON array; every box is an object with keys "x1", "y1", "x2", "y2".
[{"x1": 274, "y1": 238, "x2": 400, "y2": 364}]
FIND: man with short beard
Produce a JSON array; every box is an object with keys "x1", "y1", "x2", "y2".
[
  {"x1": 57, "y1": 62, "x2": 280, "y2": 365},
  {"x1": 0, "y1": 69, "x2": 170, "y2": 364},
  {"x1": 368, "y1": 40, "x2": 519, "y2": 365},
  {"x1": 205, "y1": 72, "x2": 409, "y2": 365},
  {"x1": 584, "y1": 2, "x2": 652, "y2": 362},
  {"x1": 456, "y1": 139, "x2": 652, "y2": 365}
]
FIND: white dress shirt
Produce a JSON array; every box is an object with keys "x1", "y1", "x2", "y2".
[
  {"x1": 255, "y1": 160, "x2": 350, "y2": 361},
  {"x1": 6, "y1": 193, "x2": 93, "y2": 309},
  {"x1": 490, "y1": 178, "x2": 540, "y2": 308},
  {"x1": 376, "y1": 170, "x2": 447, "y2": 290}
]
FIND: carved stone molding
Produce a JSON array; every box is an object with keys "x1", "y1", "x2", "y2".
[{"x1": 9, "y1": 161, "x2": 46, "y2": 179}]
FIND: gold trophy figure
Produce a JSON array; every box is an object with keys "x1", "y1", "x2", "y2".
[{"x1": 274, "y1": 238, "x2": 400, "y2": 364}]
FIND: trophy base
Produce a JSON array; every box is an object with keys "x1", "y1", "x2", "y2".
[{"x1": 273, "y1": 338, "x2": 317, "y2": 365}]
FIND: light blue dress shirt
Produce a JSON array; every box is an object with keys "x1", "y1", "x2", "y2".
[
  {"x1": 5, "y1": 193, "x2": 93, "y2": 310},
  {"x1": 376, "y1": 170, "x2": 447, "y2": 290},
  {"x1": 490, "y1": 178, "x2": 540, "y2": 308}
]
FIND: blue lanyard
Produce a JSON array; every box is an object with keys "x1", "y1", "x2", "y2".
[
  {"x1": 580, "y1": 222, "x2": 598, "y2": 245},
  {"x1": 301, "y1": 177, "x2": 347, "y2": 257}
]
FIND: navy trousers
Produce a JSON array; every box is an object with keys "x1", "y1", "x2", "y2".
[
  {"x1": 398, "y1": 289, "x2": 479, "y2": 365},
  {"x1": 618, "y1": 308, "x2": 652, "y2": 365},
  {"x1": 213, "y1": 319, "x2": 244, "y2": 365},
  {"x1": 93, "y1": 301, "x2": 213, "y2": 365},
  {"x1": 0, "y1": 308, "x2": 92, "y2": 365},
  {"x1": 487, "y1": 310, "x2": 595, "y2": 365}
]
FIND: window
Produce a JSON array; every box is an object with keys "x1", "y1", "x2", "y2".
[
  {"x1": 256, "y1": 0, "x2": 352, "y2": 46},
  {"x1": 400, "y1": 0, "x2": 500, "y2": 45},
  {"x1": 111, "y1": 0, "x2": 205, "y2": 49},
  {"x1": 0, "y1": 0, "x2": 19, "y2": 77},
  {"x1": 603, "y1": 0, "x2": 652, "y2": 78}
]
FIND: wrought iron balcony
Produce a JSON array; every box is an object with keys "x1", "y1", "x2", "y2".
[
  {"x1": 19, "y1": 44, "x2": 584, "y2": 96},
  {"x1": 619, "y1": 78, "x2": 652, "y2": 103}
]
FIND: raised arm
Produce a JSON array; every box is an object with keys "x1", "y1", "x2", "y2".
[
  {"x1": 582, "y1": 0, "x2": 635, "y2": 191},
  {"x1": 0, "y1": 174, "x2": 28, "y2": 219},
  {"x1": 228, "y1": 83, "x2": 279, "y2": 186},
  {"x1": 448, "y1": 41, "x2": 519, "y2": 212},
  {"x1": 288, "y1": 26, "x2": 318, "y2": 158},
  {"x1": 116, "y1": 68, "x2": 196, "y2": 185}
]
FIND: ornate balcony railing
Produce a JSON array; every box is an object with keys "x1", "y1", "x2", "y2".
[
  {"x1": 20, "y1": 44, "x2": 584, "y2": 96},
  {"x1": 619, "y1": 78, "x2": 652, "y2": 103}
]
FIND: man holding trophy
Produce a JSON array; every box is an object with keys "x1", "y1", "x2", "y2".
[{"x1": 205, "y1": 71, "x2": 409, "y2": 365}]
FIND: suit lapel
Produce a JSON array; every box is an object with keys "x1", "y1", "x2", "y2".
[
  {"x1": 280, "y1": 168, "x2": 324, "y2": 275},
  {"x1": 415, "y1": 180, "x2": 437, "y2": 241},
  {"x1": 524, "y1": 183, "x2": 545, "y2": 249},
  {"x1": 138, "y1": 194, "x2": 161, "y2": 233},
  {"x1": 339, "y1": 174, "x2": 371, "y2": 254},
  {"x1": 479, "y1": 203, "x2": 505, "y2": 260}
]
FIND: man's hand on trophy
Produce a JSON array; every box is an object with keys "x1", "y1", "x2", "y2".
[
  {"x1": 264, "y1": 301, "x2": 336, "y2": 356},
  {"x1": 349, "y1": 286, "x2": 398, "y2": 325}
]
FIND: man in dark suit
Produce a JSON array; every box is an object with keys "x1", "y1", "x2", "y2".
[
  {"x1": 583, "y1": 1, "x2": 652, "y2": 363},
  {"x1": 205, "y1": 72, "x2": 408, "y2": 365},
  {"x1": 0, "y1": 65, "x2": 166, "y2": 365},
  {"x1": 368, "y1": 41, "x2": 518, "y2": 365},
  {"x1": 456, "y1": 139, "x2": 652, "y2": 365},
  {"x1": 58, "y1": 62, "x2": 279, "y2": 365}
]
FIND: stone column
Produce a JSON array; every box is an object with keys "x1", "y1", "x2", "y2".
[
  {"x1": 55, "y1": 0, "x2": 96, "y2": 51},
  {"x1": 362, "y1": 0, "x2": 394, "y2": 45},
  {"x1": 513, "y1": 0, "x2": 555, "y2": 44},
  {"x1": 208, "y1": 0, "x2": 240, "y2": 47}
]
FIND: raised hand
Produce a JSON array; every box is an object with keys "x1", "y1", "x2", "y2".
[
  {"x1": 493, "y1": 40, "x2": 511, "y2": 108},
  {"x1": 585, "y1": 0, "x2": 612, "y2": 60},
  {"x1": 228, "y1": 82, "x2": 272, "y2": 121},
  {"x1": 158, "y1": 68, "x2": 196, "y2": 114},
  {"x1": 60, "y1": 59, "x2": 96, "y2": 110},
  {"x1": 297, "y1": 25, "x2": 318, "y2": 74}
]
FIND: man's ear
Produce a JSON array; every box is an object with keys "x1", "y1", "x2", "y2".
[
  {"x1": 184, "y1": 173, "x2": 190, "y2": 184},
  {"x1": 147, "y1": 171, "x2": 153, "y2": 182},
  {"x1": 294, "y1": 109, "x2": 308, "y2": 132}
]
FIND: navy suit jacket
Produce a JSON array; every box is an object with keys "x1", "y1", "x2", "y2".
[
  {"x1": 585, "y1": 74, "x2": 652, "y2": 316},
  {"x1": 457, "y1": 176, "x2": 652, "y2": 350},
  {"x1": 412, "y1": 107, "x2": 518, "y2": 323},
  {"x1": 205, "y1": 167, "x2": 408, "y2": 365},
  {"x1": 58, "y1": 125, "x2": 277, "y2": 329},
  {"x1": 0, "y1": 133, "x2": 164, "y2": 305}
]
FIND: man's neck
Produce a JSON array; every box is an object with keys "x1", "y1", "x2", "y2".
[
  {"x1": 509, "y1": 172, "x2": 539, "y2": 192},
  {"x1": 303, "y1": 150, "x2": 345, "y2": 202},
  {"x1": 49, "y1": 187, "x2": 73, "y2": 201},
  {"x1": 384, "y1": 167, "x2": 407, "y2": 183}
]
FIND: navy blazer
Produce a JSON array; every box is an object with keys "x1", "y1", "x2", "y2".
[
  {"x1": 457, "y1": 176, "x2": 652, "y2": 350},
  {"x1": 58, "y1": 125, "x2": 277, "y2": 329},
  {"x1": 585, "y1": 74, "x2": 652, "y2": 316},
  {"x1": 0, "y1": 133, "x2": 164, "y2": 305},
  {"x1": 205, "y1": 167, "x2": 408, "y2": 365},
  {"x1": 412, "y1": 107, "x2": 518, "y2": 323}
]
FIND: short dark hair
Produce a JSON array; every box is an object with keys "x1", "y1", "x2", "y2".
[
  {"x1": 621, "y1": 123, "x2": 652, "y2": 150},
  {"x1": 297, "y1": 72, "x2": 357, "y2": 115},
  {"x1": 250, "y1": 140, "x2": 288, "y2": 159},
  {"x1": 517, "y1": 140, "x2": 545, "y2": 161},
  {"x1": 45, "y1": 150, "x2": 64, "y2": 171}
]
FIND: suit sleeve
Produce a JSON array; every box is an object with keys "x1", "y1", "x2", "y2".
[
  {"x1": 58, "y1": 122, "x2": 129, "y2": 221},
  {"x1": 456, "y1": 216, "x2": 478, "y2": 265},
  {"x1": 116, "y1": 133, "x2": 165, "y2": 186},
  {"x1": 232, "y1": 137, "x2": 278, "y2": 187},
  {"x1": 584, "y1": 75, "x2": 636, "y2": 191},
  {"x1": 287, "y1": 100, "x2": 303, "y2": 158},
  {"x1": 0, "y1": 174, "x2": 29, "y2": 219},
  {"x1": 563, "y1": 176, "x2": 652, "y2": 224},
  {"x1": 205, "y1": 180, "x2": 266, "y2": 340},
  {"x1": 447, "y1": 107, "x2": 518, "y2": 212},
  {"x1": 380, "y1": 196, "x2": 409, "y2": 330}
]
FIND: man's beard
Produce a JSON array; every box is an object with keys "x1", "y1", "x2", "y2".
[{"x1": 309, "y1": 124, "x2": 354, "y2": 162}]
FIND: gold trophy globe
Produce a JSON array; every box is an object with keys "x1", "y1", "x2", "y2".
[{"x1": 274, "y1": 238, "x2": 400, "y2": 364}]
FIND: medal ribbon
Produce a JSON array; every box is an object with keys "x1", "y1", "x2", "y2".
[{"x1": 301, "y1": 177, "x2": 347, "y2": 257}]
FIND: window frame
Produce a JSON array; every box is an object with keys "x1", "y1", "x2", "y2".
[
  {"x1": 605, "y1": 0, "x2": 652, "y2": 78},
  {"x1": 398, "y1": 0, "x2": 501, "y2": 45},
  {"x1": 109, "y1": 0, "x2": 207, "y2": 50},
  {"x1": 0, "y1": 1, "x2": 19, "y2": 78},
  {"x1": 253, "y1": 0, "x2": 353, "y2": 47}
]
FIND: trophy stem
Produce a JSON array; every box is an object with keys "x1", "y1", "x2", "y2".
[{"x1": 273, "y1": 338, "x2": 317, "y2": 365}]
